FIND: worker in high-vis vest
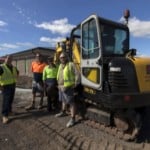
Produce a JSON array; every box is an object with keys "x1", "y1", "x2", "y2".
[
  {"x1": 43, "y1": 56, "x2": 58, "y2": 112},
  {"x1": 0, "y1": 55, "x2": 19, "y2": 124},
  {"x1": 55, "y1": 52, "x2": 80, "y2": 128},
  {"x1": 25, "y1": 53, "x2": 47, "y2": 110}
]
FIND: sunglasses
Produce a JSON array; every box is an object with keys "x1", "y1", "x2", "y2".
[{"x1": 60, "y1": 57, "x2": 66, "y2": 59}]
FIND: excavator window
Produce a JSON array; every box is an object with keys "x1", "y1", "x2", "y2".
[
  {"x1": 101, "y1": 24, "x2": 129, "y2": 56},
  {"x1": 81, "y1": 17, "x2": 129, "y2": 59},
  {"x1": 82, "y1": 19, "x2": 99, "y2": 59}
]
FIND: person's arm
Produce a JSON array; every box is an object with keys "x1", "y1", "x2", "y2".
[
  {"x1": 75, "y1": 67, "x2": 80, "y2": 87},
  {"x1": 0, "y1": 66, "x2": 4, "y2": 75},
  {"x1": 15, "y1": 66, "x2": 19, "y2": 76},
  {"x1": 70, "y1": 62, "x2": 81, "y2": 87},
  {"x1": 0, "y1": 66, "x2": 4, "y2": 90},
  {"x1": 31, "y1": 61, "x2": 34, "y2": 73},
  {"x1": 42, "y1": 67, "x2": 47, "y2": 96},
  {"x1": 42, "y1": 66, "x2": 47, "y2": 81}
]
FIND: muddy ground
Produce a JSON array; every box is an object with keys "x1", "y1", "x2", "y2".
[{"x1": 0, "y1": 88, "x2": 150, "y2": 150}]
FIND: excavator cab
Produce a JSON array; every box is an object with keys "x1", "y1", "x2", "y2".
[{"x1": 71, "y1": 14, "x2": 130, "y2": 91}]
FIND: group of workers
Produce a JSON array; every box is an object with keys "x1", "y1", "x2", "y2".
[{"x1": 0, "y1": 52, "x2": 80, "y2": 128}]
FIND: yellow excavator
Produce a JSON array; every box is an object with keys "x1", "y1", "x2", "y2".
[{"x1": 54, "y1": 10, "x2": 150, "y2": 140}]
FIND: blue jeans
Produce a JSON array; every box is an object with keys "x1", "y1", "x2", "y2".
[{"x1": 1, "y1": 84, "x2": 16, "y2": 117}]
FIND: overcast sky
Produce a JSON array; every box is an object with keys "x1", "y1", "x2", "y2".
[{"x1": 0, "y1": 0, "x2": 150, "y2": 56}]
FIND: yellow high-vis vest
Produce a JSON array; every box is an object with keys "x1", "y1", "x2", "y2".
[
  {"x1": 43, "y1": 65, "x2": 58, "y2": 81},
  {"x1": 57, "y1": 63, "x2": 75, "y2": 87},
  {"x1": 0, "y1": 64, "x2": 17, "y2": 86}
]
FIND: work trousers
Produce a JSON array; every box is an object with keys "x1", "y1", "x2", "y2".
[
  {"x1": 1, "y1": 84, "x2": 16, "y2": 117},
  {"x1": 45, "y1": 79, "x2": 58, "y2": 111}
]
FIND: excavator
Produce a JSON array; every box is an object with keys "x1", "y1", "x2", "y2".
[{"x1": 54, "y1": 10, "x2": 150, "y2": 140}]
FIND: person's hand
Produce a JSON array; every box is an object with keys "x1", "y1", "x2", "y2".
[{"x1": 58, "y1": 85, "x2": 64, "y2": 91}]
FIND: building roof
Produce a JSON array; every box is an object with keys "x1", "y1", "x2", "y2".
[{"x1": 10, "y1": 47, "x2": 55, "y2": 60}]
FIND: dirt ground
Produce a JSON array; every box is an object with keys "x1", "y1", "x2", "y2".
[{"x1": 0, "y1": 88, "x2": 150, "y2": 150}]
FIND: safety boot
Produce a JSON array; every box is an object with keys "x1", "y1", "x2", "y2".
[
  {"x1": 25, "y1": 101, "x2": 35, "y2": 110},
  {"x1": 2, "y1": 116, "x2": 9, "y2": 124},
  {"x1": 66, "y1": 118, "x2": 75, "y2": 128},
  {"x1": 55, "y1": 111, "x2": 67, "y2": 117}
]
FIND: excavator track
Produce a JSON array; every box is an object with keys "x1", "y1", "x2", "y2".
[
  {"x1": 84, "y1": 119, "x2": 137, "y2": 141},
  {"x1": 77, "y1": 105, "x2": 142, "y2": 141}
]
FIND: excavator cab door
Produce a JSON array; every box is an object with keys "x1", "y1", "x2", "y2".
[{"x1": 81, "y1": 15, "x2": 102, "y2": 90}]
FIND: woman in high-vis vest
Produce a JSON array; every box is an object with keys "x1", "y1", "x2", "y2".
[
  {"x1": 0, "y1": 55, "x2": 19, "y2": 124},
  {"x1": 55, "y1": 52, "x2": 80, "y2": 128}
]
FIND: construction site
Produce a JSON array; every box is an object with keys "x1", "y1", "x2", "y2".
[{"x1": 1, "y1": 4, "x2": 150, "y2": 149}]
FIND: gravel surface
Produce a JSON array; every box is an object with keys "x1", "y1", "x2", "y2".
[{"x1": 0, "y1": 88, "x2": 150, "y2": 150}]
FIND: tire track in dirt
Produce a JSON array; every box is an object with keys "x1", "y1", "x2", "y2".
[{"x1": 1, "y1": 89, "x2": 150, "y2": 150}]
